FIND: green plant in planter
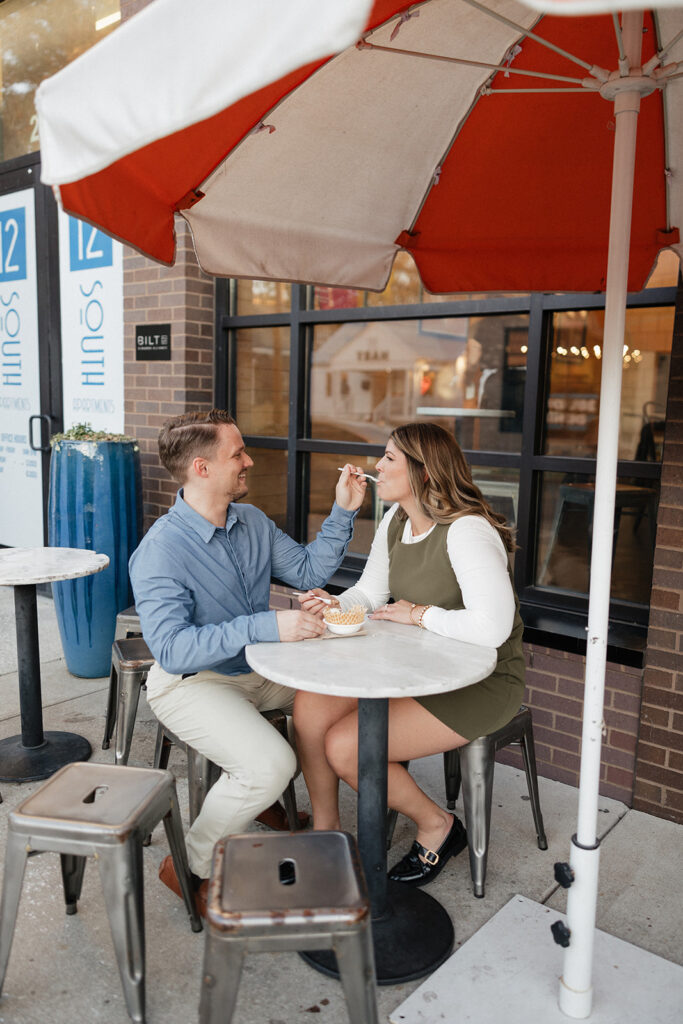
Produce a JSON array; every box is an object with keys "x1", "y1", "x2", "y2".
[{"x1": 48, "y1": 422, "x2": 143, "y2": 677}]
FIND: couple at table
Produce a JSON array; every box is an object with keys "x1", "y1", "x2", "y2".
[{"x1": 129, "y1": 410, "x2": 524, "y2": 910}]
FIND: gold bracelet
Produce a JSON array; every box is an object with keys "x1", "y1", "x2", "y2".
[
  {"x1": 418, "y1": 604, "x2": 432, "y2": 629},
  {"x1": 409, "y1": 602, "x2": 420, "y2": 626}
]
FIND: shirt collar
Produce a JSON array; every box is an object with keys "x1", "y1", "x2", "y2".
[{"x1": 173, "y1": 490, "x2": 231, "y2": 543}]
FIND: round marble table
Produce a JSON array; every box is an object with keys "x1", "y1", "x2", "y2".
[
  {"x1": 246, "y1": 618, "x2": 497, "y2": 984},
  {"x1": 0, "y1": 547, "x2": 109, "y2": 782}
]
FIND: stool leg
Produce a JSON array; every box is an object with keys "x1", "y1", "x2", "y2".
[
  {"x1": 0, "y1": 831, "x2": 29, "y2": 994},
  {"x1": 102, "y1": 663, "x2": 118, "y2": 750},
  {"x1": 443, "y1": 748, "x2": 462, "y2": 810},
  {"x1": 97, "y1": 843, "x2": 146, "y2": 1024},
  {"x1": 385, "y1": 808, "x2": 399, "y2": 850},
  {"x1": 152, "y1": 723, "x2": 172, "y2": 770},
  {"x1": 162, "y1": 789, "x2": 203, "y2": 933},
  {"x1": 60, "y1": 854, "x2": 87, "y2": 915},
  {"x1": 188, "y1": 750, "x2": 219, "y2": 827},
  {"x1": 281, "y1": 777, "x2": 299, "y2": 831},
  {"x1": 114, "y1": 667, "x2": 144, "y2": 766},
  {"x1": 199, "y1": 936, "x2": 243, "y2": 1024},
  {"x1": 459, "y1": 737, "x2": 495, "y2": 898},
  {"x1": 520, "y1": 718, "x2": 548, "y2": 850},
  {"x1": 335, "y1": 925, "x2": 379, "y2": 1024}
]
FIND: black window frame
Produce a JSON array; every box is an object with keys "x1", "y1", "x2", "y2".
[{"x1": 215, "y1": 279, "x2": 677, "y2": 665}]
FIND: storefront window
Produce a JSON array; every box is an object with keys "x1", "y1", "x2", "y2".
[
  {"x1": 544, "y1": 306, "x2": 673, "y2": 460},
  {"x1": 0, "y1": 0, "x2": 120, "y2": 162},
  {"x1": 245, "y1": 447, "x2": 287, "y2": 531},
  {"x1": 535, "y1": 471, "x2": 658, "y2": 604},
  {"x1": 307, "y1": 452, "x2": 381, "y2": 556},
  {"x1": 310, "y1": 314, "x2": 527, "y2": 452},
  {"x1": 235, "y1": 279, "x2": 291, "y2": 315},
  {"x1": 235, "y1": 327, "x2": 289, "y2": 436}
]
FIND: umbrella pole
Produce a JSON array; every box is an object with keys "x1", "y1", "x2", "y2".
[{"x1": 559, "y1": 11, "x2": 644, "y2": 1019}]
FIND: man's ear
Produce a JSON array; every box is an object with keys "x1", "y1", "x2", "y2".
[{"x1": 190, "y1": 455, "x2": 209, "y2": 478}]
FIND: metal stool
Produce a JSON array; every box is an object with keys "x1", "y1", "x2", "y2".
[
  {"x1": 0, "y1": 762, "x2": 201, "y2": 1024},
  {"x1": 153, "y1": 710, "x2": 301, "y2": 831},
  {"x1": 199, "y1": 831, "x2": 378, "y2": 1024},
  {"x1": 115, "y1": 604, "x2": 142, "y2": 641},
  {"x1": 387, "y1": 705, "x2": 547, "y2": 898},
  {"x1": 102, "y1": 637, "x2": 154, "y2": 763}
]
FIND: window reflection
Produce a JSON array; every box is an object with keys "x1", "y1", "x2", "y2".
[
  {"x1": 307, "y1": 453, "x2": 380, "y2": 556},
  {"x1": 235, "y1": 328, "x2": 289, "y2": 436},
  {"x1": 0, "y1": 0, "x2": 120, "y2": 161},
  {"x1": 471, "y1": 468, "x2": 519, "y2": 529},
  {"x1": 235, "y1": 279, "x2": 291, "y2": 315},
  {"x1": 244, "y1": 447, "x2": 287, "y2": 531},
  {"x1": 310, "y1": 315, "x2": 528, "y2": 452},
  {"x1": 544, "y1": 307, "x2": 673, "y2": 459},
  {"x1": 535, "y1": 472, "x2": 658, "y2": 603}
]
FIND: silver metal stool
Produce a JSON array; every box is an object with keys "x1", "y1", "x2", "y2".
[
  {"x1": 199, "y1": 831, "x2": 378, "y2": 1024},
  {"x1": 0, "y1": 762, "x2": 202, "y2": 1024},
  {"x1": 102, "y1": 637, "x2": 154, "y2": 762},
  {"x1": 387, "y1": 705, "x2": 547, "y2": 898},
  {"x1": 153, "y1": 710, "x2": 301, "y2": 831},
  {"x1": 115, "y1": 604, "x2": 142, "y2": 641}
]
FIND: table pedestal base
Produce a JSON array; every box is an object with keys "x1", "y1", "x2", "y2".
[
  {"x1": 301, "y1": 880, "x2": 454, "y2": 985},
  {"x1": 0, "y1": 732, "x2": 92, "y2": 782}
]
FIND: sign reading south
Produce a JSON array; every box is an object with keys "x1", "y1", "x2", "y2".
[
  {"x1": 0, "y1": 208, "x2": 27, "y2": 282},
  {"x1": 69, "y1": 217, "x2": 113, "y2": 271}
]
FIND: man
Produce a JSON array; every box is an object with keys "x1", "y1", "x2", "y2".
[{"x1": 129, "y1": 410, "x2": 365, "y2": 910}]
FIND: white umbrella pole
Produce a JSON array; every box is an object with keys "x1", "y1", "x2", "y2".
[{"x1": 559, "y1": 11, "x2": 644, "y2": 1019}]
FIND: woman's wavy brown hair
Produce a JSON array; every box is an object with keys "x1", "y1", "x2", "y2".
[{"x1": 390, "y1": 422, "x2": 515, "y2": 552}]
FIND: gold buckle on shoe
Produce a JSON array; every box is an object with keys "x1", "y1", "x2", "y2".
[{"x1": 423, "y1": 849, "x2": 439, "y2": 866}]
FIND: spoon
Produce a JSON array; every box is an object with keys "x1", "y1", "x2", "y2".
[
  {"x1": 337, "y1": 468, "x2": 380, "y2": 483},
  {"x1": 292, "y1": 592, "x2": 336, "y2": 604}
]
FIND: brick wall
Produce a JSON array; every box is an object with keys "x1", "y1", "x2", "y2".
[
  {"x1": 122, "y1": 222, "x2": 214, "y2": 530},
  {"x1": 633, "y1": 275, "x2": 683, "y2": 824}
]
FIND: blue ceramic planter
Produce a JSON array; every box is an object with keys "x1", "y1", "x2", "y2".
[{"x1": 48, "y1": 440, "x2": 142, "y2": 678}]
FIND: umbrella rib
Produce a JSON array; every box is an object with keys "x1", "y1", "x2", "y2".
[
  {"x1": 457, "y1": 0, "x2": 598, "y2": 75},
  {"x1": 484, "y1": 87, "x2": 597, "y2": 94},
  {"x1": 363, "y1": 42, "x2": 590, "y2": 86}
]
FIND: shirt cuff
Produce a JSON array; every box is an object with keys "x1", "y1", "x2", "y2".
[
  {"x1": 250, "y1": 609, "x2": 281, "y2": 643},
  {"x1": 329, "y1": 501, "x2": 358, "y2": 522}
]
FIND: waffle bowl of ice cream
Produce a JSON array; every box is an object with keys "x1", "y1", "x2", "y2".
[{"x1": 323, "y1": 604, "x2": 366, "y2": 635}]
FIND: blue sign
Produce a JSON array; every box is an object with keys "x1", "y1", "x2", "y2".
[
  {"x1": 68, "y1": 217, "x2": 113, "y2": 271},
  {"x1": 0, "y1": 208, "x2": 27, "y2": 282}
]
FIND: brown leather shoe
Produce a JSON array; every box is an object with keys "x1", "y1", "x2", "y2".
[
  {"x1": 255, "y1": 800, "x2": 310, "y2": 831},
  {"x1": 158, "y1": 854, "x2": 208, "y2": 917}
]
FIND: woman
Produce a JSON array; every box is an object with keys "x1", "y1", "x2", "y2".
[{"x1": 294, "y1": 421, "x2": 525, "y2": 886}]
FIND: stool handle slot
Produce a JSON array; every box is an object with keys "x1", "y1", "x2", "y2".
[
  {"x1": 82, "y1": 785, "x2": 109, "y2": 804},
  {"x1": 278, "y1": 858, "x2": 297, "y2": 886}
]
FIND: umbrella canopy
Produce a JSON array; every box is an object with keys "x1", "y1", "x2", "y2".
[{"x1": 36, "y1": 0, "x2": 682, "y2": 293}]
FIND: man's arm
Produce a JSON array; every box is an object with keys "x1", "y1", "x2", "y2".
[{"x1": 131, "y1": 557, "x2": 279, "y2": 675}]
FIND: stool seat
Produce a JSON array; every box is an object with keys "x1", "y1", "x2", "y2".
[
  {"x1": 0, "y1": 762, "x2": 201, "y2": 1024},
  {"x1": 200, "y1": 832, "x2": 378, "y2": 1024},
  {"x1": 14, "y1": 762, "x2": 174, "y2": 844}
]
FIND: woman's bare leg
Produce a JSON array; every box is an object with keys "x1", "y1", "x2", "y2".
[
  {"x1": 293, "y1": 690, "x2": 357, "y2": 830},
  {"x1": 325, "y1": 697, "x2": 468, "y2": 854}
]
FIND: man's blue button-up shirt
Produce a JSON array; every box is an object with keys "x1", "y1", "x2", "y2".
[{"x1": 129, "y1": 491, "x2": 356, "y2": 677}]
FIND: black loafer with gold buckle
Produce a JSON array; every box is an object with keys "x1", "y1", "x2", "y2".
[{"x1": 388, "y1": 814, "x2": 468, "y2": 887}]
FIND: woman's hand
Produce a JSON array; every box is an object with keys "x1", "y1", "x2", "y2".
[
  {"x1": 335, "y1": 464, "x2": 367, "y2": 512},
  {"x1": 370, "y1": 599, "x2": 424, "y2": 626},
  {"x1": 295, "y1": 588, "x2": 340, "y2": 617}
]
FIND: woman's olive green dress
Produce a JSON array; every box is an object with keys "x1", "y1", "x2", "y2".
[{"x1": 387, "y1": 513, "x2": 525, "y2": 740}]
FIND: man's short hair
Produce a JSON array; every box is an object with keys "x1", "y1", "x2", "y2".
[{"x1": 158, "y1": 410, "x2": 237, "y2": 483}]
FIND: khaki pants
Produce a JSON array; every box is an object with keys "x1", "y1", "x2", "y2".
[{"x1": 147, "y1": 664, "x2": 296, "y2": 878}]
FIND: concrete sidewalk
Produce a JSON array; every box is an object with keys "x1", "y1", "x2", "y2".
[{"x1": 0, "y1": 588, "x2": 681, "y2": 1024}]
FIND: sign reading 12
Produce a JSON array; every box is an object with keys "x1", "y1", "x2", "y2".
[
  {"x1": 69, "y1": 217, "x2": 113, "y2": 271},
  {"x1": 0, "y1": 209, "x2": 27, "y2": 282}
]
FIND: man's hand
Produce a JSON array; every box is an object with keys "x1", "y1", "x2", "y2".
[
  {"x1": 276, "y1": 609, "x2": 327, "y2": 642},
  {"x1": 295, "y1": 588, "x2": 339, "y2": 617},
  {"x1": 335, "y1": 464, "x2": 367, "y2": 512}
]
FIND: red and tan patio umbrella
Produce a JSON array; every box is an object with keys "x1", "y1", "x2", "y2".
[{"x1": 36, "y1": 0, "x2": 682, "y2": 1017}]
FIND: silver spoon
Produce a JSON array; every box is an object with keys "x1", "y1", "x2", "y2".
[{"x1": 337, "y1": 468, "x2": 380, "y2": 483}]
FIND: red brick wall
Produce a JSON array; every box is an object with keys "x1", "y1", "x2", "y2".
[
  {"x1": 633, "y1": 275, "x2": 683, "y2": 824},
  {"x1": 122, "y1": 222, "x2": 214, "y2": 530}
]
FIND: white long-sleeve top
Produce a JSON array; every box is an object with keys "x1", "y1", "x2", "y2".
[{"x1": 339, "y1": 504, "x2": 515, "y2": 648}]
